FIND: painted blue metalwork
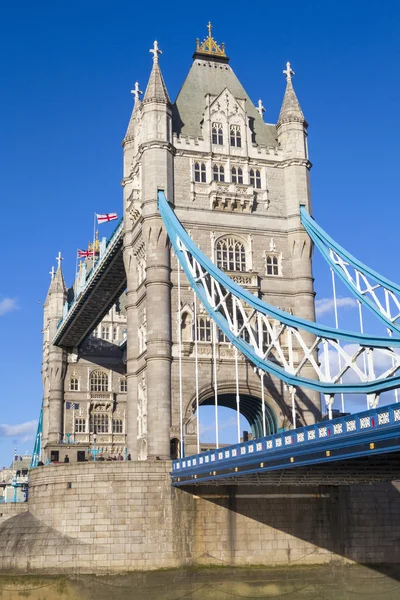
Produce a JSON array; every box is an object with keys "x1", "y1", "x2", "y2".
[
  {"x1": 171, "y1": 402, "x2": 400, "y2": 485},
  {"x1": 30, "y1": 405, "x2": 43, "y2": 468},
  {"x1": 300, "y1": 206, "x2": 400, "y2": 335},
  {"x1": 158, "y1": 191, "x2": 400, "y2": 394}
]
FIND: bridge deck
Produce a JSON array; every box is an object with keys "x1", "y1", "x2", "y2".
[
  {"x1": 53, "y1": 222, "x2": 125, "y2": 348},
  {"x1": 171, "y1": 403, "x2": 400, "y2": 487}
]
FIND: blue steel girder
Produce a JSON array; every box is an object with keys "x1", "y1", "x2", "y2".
[
  {"x1": 300, "y1": 206, "x2": 400, "y2": 335},
  {"x1": 53, "y1": 223, "x2": 125, "y2": 348},
  {"x1": 158, "y1": 191, "x2": 400, "y2": 396},
  {"x1": 171, "y1": 403, "x2": 400, "y2": 486}
]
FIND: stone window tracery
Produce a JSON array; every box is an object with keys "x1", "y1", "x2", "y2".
[
  {"x1": 69, "y1": 377, "x2": 79, "y2": 391},
  {"x1": 231, "y1": 167, "x2": 243, "y2": 184},
  {"x1": 112, "y1": 419, "x2": 123, "y2": 433},
  {"x1": 197, "y1": 316, "x2": 212, "y2": 342},
  {"x1": 101, "y1": 325, "x2": 110, "y2": 340},
  {"x1": 74, "y1": 418, "x2": 86, "y2": 433},
  {"x1": 90, "y1": 370, "x2": 109, "y2": 392},
  {"x1": 249, "y1": 169, "x2": 261, "y2": 189},
  {"x1": 230, "y1": 125, "x2": 242, "y2": 147},
  {"x1": 213, "y1": 164, "x2": 225, "y2": 182},
  {"x1": 119, "y1": 377, "x2": 127, "y2": 393},
  {"x1": 194, "y1": 162, "x2": 206, "y2": 183},
  {"x1": 90, "y1": 413, "x2": 109, "y2": 433},
  {"x1": 212, "y1": 122, "x2": 223, "y2": 145},
  {"x1": 216, "y1": 237, "x2": 246, "y2": 272},
  {"x1": 266, "y1": 255, "x2": 279, "y2": 276}
]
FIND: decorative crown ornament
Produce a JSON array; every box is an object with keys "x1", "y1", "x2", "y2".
[{"x1": 196, "y1": 22, "x2": 226, "y2": 57}]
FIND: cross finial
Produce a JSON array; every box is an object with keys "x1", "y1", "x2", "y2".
[
  {"x1": 49, "y1": 266, "x2": 55, "y2": 281},
  {"x1": 150, "y1": 40, "x2": 162, "y2": 64},
  {"x1": 283, "y1": 61, "x2": 295, "y2": 81},
  {"x1": 130, "y1": 81, "x2": 143, "y2": 103},
  {"x1": 257, "y1": 99, "x2": 266, "y2": 117},
  {"x1": 207, "y1": 21, "x2": 213, "y2": 37},
  {"x1": 56, "y1": 252, "x2": 63, "y2": 270}
]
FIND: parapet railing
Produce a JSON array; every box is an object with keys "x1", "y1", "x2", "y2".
[{"x1": 172, "y1": 402, "x2": 400, "y2": 475}]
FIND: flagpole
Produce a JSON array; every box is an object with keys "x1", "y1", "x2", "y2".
[
  {"x1": 93, "y1": 213, "x2": 96, "y2": 263},
  {"x1": 75, "y1": 249, "x2": 78, "y2": 281}
]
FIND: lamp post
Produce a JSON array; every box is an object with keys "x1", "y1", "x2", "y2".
[{"x1": 93, "y1": 433, "x2": 97, "y2": 462}]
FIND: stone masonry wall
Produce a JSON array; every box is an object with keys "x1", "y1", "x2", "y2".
[
  {"x1": 0, "y1": 502, "x2": 27, "y2": 526},
  {"x1": 0, "y1": 463, "x2": 400, "y2": 573}
]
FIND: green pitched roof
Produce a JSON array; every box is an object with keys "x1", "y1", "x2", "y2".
[{"x1": 172, "y1": 58, "x2": 277, "y2": 147}]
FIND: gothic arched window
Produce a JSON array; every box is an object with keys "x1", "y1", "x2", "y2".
[
  {"x1": 216, "y1": 237, "x2": 246, "y2": 272},
  {"x1": 213, "y1": 164, "x2": 225, "y2": 182},
  {"x1": 212, "y1": 123, "x2": 223, "y2": 145},
  {"x1": 194, "y1": 162, "x2": 206, "y2": 183},
  {"x1": 90, "y1": 370, "x2": 109, "y2": 392},
  {"x1": 249, "y1": 169, "x2": 261, "y2": 188},
  {"x1": 266, "y1": 255, "x2": 279, "y2": 276},
  {"x1": 231, "y1": 167, "x2": 243, "y2": 184},
  {"x1": 197, "y1": 317, "x2": 212, "y2": 342},
  {"x1": 69, "y1": 377, "x2": 79, "y2": 391},
  {"x1": 230, "y1": 125, "x2": 241, "y2": 147}
]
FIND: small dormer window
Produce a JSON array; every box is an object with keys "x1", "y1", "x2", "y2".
[
  {"x1": 231, "y1": 167, "x2": 243, "y2": 184},
  {"x1": 230, "y1": 125, "x2": 241, "y2": 147},
  {"x1": 212, "y1": 123, "x2": 223, "y2": 145},
  {"x1": 249, "y1": 169, "x2": 261, "y2": 189},
  {"x1": 194, "y1": 162, "x2": 206, "y2": 183},
  {"x1": 213, "y1": 164, "x2": 225, "y2": 182}
]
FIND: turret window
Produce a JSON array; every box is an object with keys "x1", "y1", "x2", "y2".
[
  {"x1": 69, "y1": 377, "x2": 79, "y2": 391},
  {"x1": 197, "y1": 316, "x2": 212, "y2": 342},
  {"x1": 194, "y1": 162, "x2": 206, "y2": 183},
  {"x1": 212, "y1": 123, "x2": 223, "y2": 145},
  {"x1": 250, "y1": 169, "x2": 261, "y2": 189},
  {"x1": 90, "y1": 370, "x2": 109, "y2": 392},
  {"x1": 230, "y1": 125, "x2": 242, "y2": 147},
  {"x1": 216, "y1": 237, "x2": 246, "y2": 272},
  {"x1": 213, "y1": 164, "x2": 225, "y2": 182},
  {"x1": 266, "y1": 255, "x2": 279, "y2": 276},
  {"x1": 231, "y1": 167, "x2": 243, "y2": 184}
]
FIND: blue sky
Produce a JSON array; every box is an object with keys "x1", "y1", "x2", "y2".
[{"x1": 1, "y1": 0, "x2": 400, "y2": 464}]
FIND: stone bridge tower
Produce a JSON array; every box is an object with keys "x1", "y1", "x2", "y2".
[{"x1": 122, "y1": 25, "x2": 319, "y2": 460}]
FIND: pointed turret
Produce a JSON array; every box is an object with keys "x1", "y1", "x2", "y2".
[
  {"x1": 143, "y1": 41, "x2": 170, "y2": 105},
  {"x1": 277, "y1": 62, "x2": 307, "y2": 127},
  {"x1": 47, "y1": 255, "x2": 67, "y2": 297},
  {"x1": 124, "y1": 82, "x2": 143, "y2": 144}
]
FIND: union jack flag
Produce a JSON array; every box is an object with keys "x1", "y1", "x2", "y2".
[
  {"x1": 77, "y1": 249, "x2": 95, "y2": 258},
  {"x1": 96, "y1": 212, "x2": 118, "y2": 224}
]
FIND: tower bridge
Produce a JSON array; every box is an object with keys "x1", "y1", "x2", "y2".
[{"x1": 6, "y1": 23, "x2": 400, "y2": 575}]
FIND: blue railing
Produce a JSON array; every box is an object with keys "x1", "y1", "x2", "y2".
[{"x1": 172, "y1": 402, "x2": 400, "y2": 475}]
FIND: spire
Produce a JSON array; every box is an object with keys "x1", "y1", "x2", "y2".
[
  {"x1": 123, "y1": 82, "x2": 143, "y2": 144},
  {"x1": 143, "y1": 41, "x2": 170, "y2": 105},
  {"x1": 277, "y1": 62, "x2": 307, "y2": 127},
  {"x1": 47, "y1": 252, "x2": 66, "y2": 296}
]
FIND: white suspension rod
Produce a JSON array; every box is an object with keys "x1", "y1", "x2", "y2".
[
  {"x1": 331, "y1": 268, "x2": 345, "y2": 413},
  {"x1": 233, "y1": 299, "x2": 241, "y2": 444},
  {"x1": 356, "y1": 269, "x2": 369, "y2": 410},
  {"x1": 385, "y1": 289, "x2": 399, "y2": 404},
  {"x1": 291, "y1": 386, "x2": 296, "y2": 429},
  {"x1": 177, "y1": 260, "x2": 184, "y2": 458},
  {"x1": 212, "y1": 280, "x2": 219, "y2": 449},
  {"x1": 193, "y1": 292, "x2": 200, "y2": 453},
  {"x1": 261, "y1": 372, "x2": 266, "y2": 437}
]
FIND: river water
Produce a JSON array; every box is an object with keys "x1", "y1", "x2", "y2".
[{"x1": 1, "y1": 565, "x2": 400, "y2": 600}]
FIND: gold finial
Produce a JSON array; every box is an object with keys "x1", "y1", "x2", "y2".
[
  {"x1": 196, "y1": 22, "x2": 226, "y2": 57},
  {"x1": 78, "y1": 260, "x2": 84, "y2": 274}
]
